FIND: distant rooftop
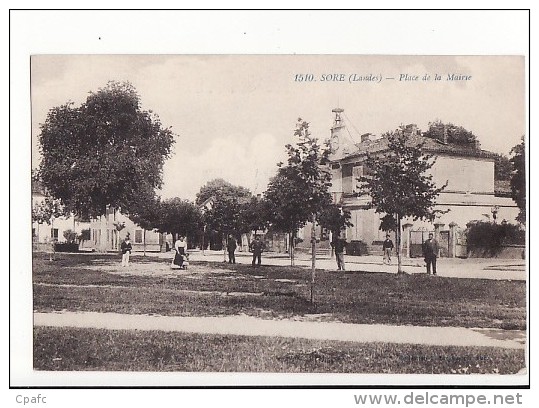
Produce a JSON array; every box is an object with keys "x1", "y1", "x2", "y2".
[{"x1": 340, "y1": 128, "x2": 499, "y2": 161}]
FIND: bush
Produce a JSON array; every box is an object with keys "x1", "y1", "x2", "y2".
[
  {"x1": 466, "y1": 221, "x2": 525, "y2": 256},
  {"x1": 54, "y1": 242, "x2": 79, "y2": 252},
  {"x1": 347, "y1": 240, "x2": 369, "y2": 256},
  {"x1": 63, "y1": 229, "x2": 78, "y2": 244},
  {"x1": 78, "y1": 228, "x2": 91, "y2": 242}
]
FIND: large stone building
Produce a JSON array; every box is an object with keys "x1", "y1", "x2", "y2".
[{"x1": 309, "y1": 108, "x2": 519, "y2": 257}]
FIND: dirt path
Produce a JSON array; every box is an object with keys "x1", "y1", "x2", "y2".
[{"x1": 34, "y1": 311, "x2": 526, "y2": 349}]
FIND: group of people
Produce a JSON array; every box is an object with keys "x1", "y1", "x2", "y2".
[
  {"x1": 119, "y1": 230, "x2": 440, "y2": 275},
  {"x1": 330, "y1": 233, "x2": 395, "y2": 272},
  {"x1": 332, "y1": 232, "x2": 439, "y2": 275},
  {"x1": 227, "y1": 234, "x2": 266, "y2": 266}
]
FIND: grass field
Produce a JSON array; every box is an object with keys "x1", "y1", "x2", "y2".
[
  {"x1": 34, "y1": 326, "x2": 525, "y2": 374},
  {"x1": 33, "y1": 253, "x2": 526, "y2": 329}
]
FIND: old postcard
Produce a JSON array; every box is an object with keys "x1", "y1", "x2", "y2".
[{"x1": 10, "y1": 9, "x2": 530, "y2": 400}]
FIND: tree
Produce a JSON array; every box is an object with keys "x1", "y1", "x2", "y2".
[
  {"x1": 510, "y1": 136, "x2": 526, "y2": 224},
  {"x1": 195, "y1": 178, "x2": 251, "y2": 206},
  {"x1": 128, "y1": 193, "x2": 161, "y2": 256},
  {"x1": 493, "y1": 153, "x2": 513, "y2": 181},
  {"x1": 265, "y1": 171, "x2": 305, "y2": 265},
  {"x1": 359, "y1": 131, "x2": 447, "y2": 274},
  {"x1": 154, "y1": 198, "x2": 204, "y2": 246},
  {"x1": 196, "y1": 179, "x2": 253, "y2": 255},
  {"x1": 37, "y1": 81, "x2": 175, "y2": 219},
  {"x1": 63, "y1": 229, "x2": 78, "y2": 244},
  {"x1": 318, "y1": 204, "x2": 353, "y2": 237},
  {"x1": 424, "y1": 120, "x2": 478, "y2": 146},
  {"x1": 265, "y1": 118, "x2": 332, "y2": 302},
  {"x1": 32, "y1": 195, "x2": 66, "y2": 226},
  {"x1": 239, "y1": 196, "x2": 272, "y2": 237}
]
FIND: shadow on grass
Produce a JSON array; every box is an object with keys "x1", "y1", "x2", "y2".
[{"x1": 32, "y1": 253, "x2": 526, "y2": 329}]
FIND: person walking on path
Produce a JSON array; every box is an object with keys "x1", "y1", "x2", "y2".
[
  {"x1": 382, "y1": 233, "x2": 394, "y2": 265},
  {"x1": 249, "y1": 235, "x2": 265, "y2": 267},
  {"x1": 120, "y1": 236, "x2": 132, "y2": 267},
  {"x1": 227, "y1": 234, "x2": 237, "y2": 264},
  {"x1": 332, "y1": 235, "x2": 347, "y2": 271},
  {"x1": 173, "y1": 236, "x2": 187, "y2": 267},
  {"x1": 422, "y1": 232, "x2": 439, "y2": 275}
]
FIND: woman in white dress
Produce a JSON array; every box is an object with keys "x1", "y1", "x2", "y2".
[{"x1": 172, "y1": 236, "x2": 187, "y2": 268}]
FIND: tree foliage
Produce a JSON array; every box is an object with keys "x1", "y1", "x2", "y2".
[
  {"x1": 128, "y1": 192, "x2": 161, "y2": 232},
  {"x1": 32, "y1": 194, "x2": 67, "y2": 225},
  {"x1": 359, "y1": 131, "x2": 447, "y2": 272},
  {"x1": 424, "y1": 120, "x2": 478, "y2": 146},
  {"x1": 195, "y1": 178, "x2": 251, "y2": 207},
  {"x1": 265, "y1": 118, "x2": 333, "y2": 270},
  {"x1": 154, "y1": 198, "x2": 203, "y2": 241},
  {"x1": 265, "y1": 119, "x2": 332, "y2": 236},
  {"x1": 196, "y1": 178, "x2": 253, "y2": 241},
  {"x1": 63, "y1": 229, "x2": 78, "y2": 244},
  {"x1": 239, "y1": 196, "x2": 272, "y2": 234},
  {"x1": 37, "y1": 81, "x2": 175, "y2": 219},
  {"x1": 359, "y1": 131, "x2": 447, "y2": 222},
  {"x1": 493, "y1": 153, "x2": 513, "y2": 181},
  {"x1": 318, "y1": 204, "x2": 353, "y2": 236},
  {"x1": 466, "y1": 220, "x2": 525, "y2": 256},
  {"x1": 510, "y1": 136, "x2": 526, "y2": 224}
]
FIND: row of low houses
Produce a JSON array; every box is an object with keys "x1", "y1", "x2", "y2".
[
  {"x1": 32, "y1": 108, "x2": 521, "y2": 257},
  {"x1": 32, "y1": 183, "x2": 170, "y2": 253}
]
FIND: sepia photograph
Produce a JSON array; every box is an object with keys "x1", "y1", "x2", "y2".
[
  {"x1": 28, "y1": 54, "x2": 526, "y2": 383},
  {"x1": 8, "y1": 9, "x2": 531, "y2": 398}
]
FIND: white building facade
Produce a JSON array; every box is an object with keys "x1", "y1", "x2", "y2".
[{"x1": 325, "y1": 109, "x2": 519, "y2": 257}]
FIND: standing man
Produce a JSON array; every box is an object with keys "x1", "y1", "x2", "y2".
[
  {"x1": 422, "y1": 232, "x2": 439, "y2": 275},
  {"x1": 227, "y1": 234, "x2": 237, "y2": 264},
  {"x1": 332, "y1": 234, "x2": 347, "y2": 271},
  {"x1": 382, "y1": 233, "x2": 394, "y2": 265},
  {"x1": 121, "y1": 236, "x2": 132, "y2": 267},
  {"x1": 249, "y1": 235, "x2": 265, "y2": 267}
]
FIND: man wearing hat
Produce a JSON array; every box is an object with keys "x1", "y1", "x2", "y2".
[
  {"x1": 422, "y1": 232, "x2": 439, "y2": 275},
  {"x1": 121, "y1": 235, "x2": 132, "y2": 267},
  {"x1": 382, "y1": 233, "x2": 394, "y2": 265},
  {"x1": 249, "y1": 235, "x2": 265, "y2": 267}
]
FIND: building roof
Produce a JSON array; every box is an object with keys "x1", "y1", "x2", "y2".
[{"x1": 339, "y1": 132, "x2": 499, "y2": 162}]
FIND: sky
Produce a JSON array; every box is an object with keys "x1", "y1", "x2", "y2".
[{"x1": 31, "y1": 55, "x2": 525, "y2": 201}]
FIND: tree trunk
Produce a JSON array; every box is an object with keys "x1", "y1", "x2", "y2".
[
  {"x1": 49, "y1": 217, "x2": 55, "y2": 261},
  {"x1": 310, "y1": 213, "x2": 316, "y2": 303},
  {"x1": 289, "y1": 232, "x2": 295, "y2": 266},
  {"x1": 201, "y1": 226, "x2": 205, "y2": 256},
  {"x1": 223, "y1": 232, "x2": 227, "y2": 262},
  {"x1": 143, "y1": 229, "x2": 146, "y2": 257},
  {"x1": 397, "y1": 215, "x2": 403, "y2": 274}
]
